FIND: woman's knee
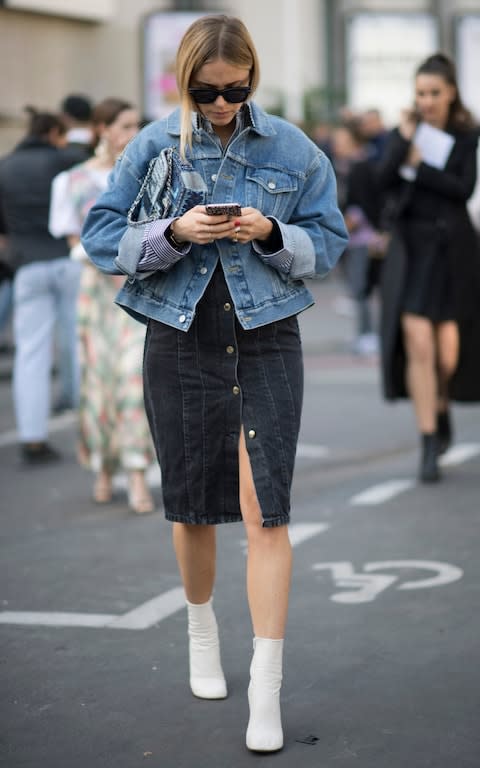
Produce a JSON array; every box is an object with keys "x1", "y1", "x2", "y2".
[
  {"x1": 403, "y1": 321, "x2": 434, "y2": 364},
  {"x1": 243, "y1": 517, "x2": 289, "y2": 549},
  {"x1": 438, "y1": 355, "x2": 457, "y2": 381},
  {"x1": 173, "y1": 521, "x2": 215, "y2": 543},
  {"x1": 436, "y1": 324, "x2": 459, "y2": 379}
]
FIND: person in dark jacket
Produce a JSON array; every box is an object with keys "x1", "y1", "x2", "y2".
[
  {"x1": 378, "y1": 53, "x2": 480, "y2": 483},
  {"x1": 331, "y1": 121, "x2": 387, "y2": 355},
  {"x1": 0, "y1": 108, "x2": 77, "y2": 463}
]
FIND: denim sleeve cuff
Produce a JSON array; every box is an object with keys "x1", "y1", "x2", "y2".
[{"x1": 137, "y1": 219, "x2": 191, "y2": 272}]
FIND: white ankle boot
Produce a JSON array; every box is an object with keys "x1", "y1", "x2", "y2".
[
  {"x1": 186, "y1": 597, "x2": 227, "y2": 700},
  {"x1": 246, "y1": 637, "x2": 284, "y2": 752}
]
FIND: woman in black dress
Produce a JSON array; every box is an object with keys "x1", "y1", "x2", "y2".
[{"x1": 378, "y1": 53, "x2": 480, "y2": 482}]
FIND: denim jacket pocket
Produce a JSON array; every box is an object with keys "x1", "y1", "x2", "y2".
[{"x1": 246, "y1": 168, "x2": 299, "y2": 218}]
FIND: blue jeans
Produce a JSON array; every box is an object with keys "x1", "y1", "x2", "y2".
[
  {"x1": 55, "y1": 260, "x2": 82, "y2": 407},
  {"x1": 13, "y1": 259, "x2": 80, "y2": 442}
]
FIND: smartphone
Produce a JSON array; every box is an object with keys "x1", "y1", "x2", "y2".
[{"x1": 205, "y1": 203, "x2": 242, "y2": 217}]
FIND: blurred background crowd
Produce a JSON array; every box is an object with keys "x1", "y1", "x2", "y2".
[{"x1": 1, "y1": 0, "x2": 480, "y2": 498}]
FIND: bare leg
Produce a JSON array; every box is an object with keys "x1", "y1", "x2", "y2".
[
  {"x1": 402, "y1": 313, "x2": 442, "y2": 481},
  {"x1": 93, "y1": 468, "x2": 113, "y2": 503},
  {"x1": 173, "y1": 522, "x2": 225, "y2": 699},
  {"x1": 239, "y1": 427, "x2": 290, "y2": 751},
  {"x1": 172, "y1": 522, "x2": 216, "y2": 603},
  {"x1": 435, "y1": 321, "x2": 459, "y2": 411},
  {"x1": 128, "y1": 469, "x2": 154, "y2": 514},
  {"x1": 239, "y1": 428, "x2": 292, "y2": 638},
  {"x1": 401, "y1": 313, "x2": 437, "y2": 433}
]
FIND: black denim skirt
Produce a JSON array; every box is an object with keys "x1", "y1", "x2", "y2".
[{"x1": 143, "y1": 263, "x2": 303, "y2": 527}]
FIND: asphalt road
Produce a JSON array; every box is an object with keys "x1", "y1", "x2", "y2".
[{"x1": 1, "y1": 277, "x2": 480, "y2": 768}]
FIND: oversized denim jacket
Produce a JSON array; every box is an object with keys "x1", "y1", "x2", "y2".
[{"x1": 81, "y1": 102, "x2": 348, "y2": 331}]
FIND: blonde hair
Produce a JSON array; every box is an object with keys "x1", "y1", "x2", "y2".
[{"x1": 175, "y1": 15, "x2": 260, "y2": 158}]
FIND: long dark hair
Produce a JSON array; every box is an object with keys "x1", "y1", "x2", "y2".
[{"x1": 416, "y1": 53, "x2": 476, "y2": 130}]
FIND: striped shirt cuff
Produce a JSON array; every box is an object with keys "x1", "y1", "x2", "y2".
[
  {"x1": 252, "y1": 218, "x2": 294, "y2": 274},
  {"x1": 137, "y1": 219, "x2": 191, "y2": 272}
]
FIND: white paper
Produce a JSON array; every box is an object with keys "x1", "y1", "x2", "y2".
[
  {"x1": 412, "y1": 122, "x2": 455, "y2": 169},
  {"x1": 399, "y1": 121, "x2": 455, "y2": 180}
]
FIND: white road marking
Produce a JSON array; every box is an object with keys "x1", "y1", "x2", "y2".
[
  {"x1": 439, "y1": 443, "x2": 480, "y2": 467},
  {"x1": 350, "y1": 479, "x2": 415, "y2": 506},
  {"x1": 288, "y1": 522, "x2": 330, "y2": 547},
  {"x1": 0, "y1": 611, "x2": 115, "y2": 628},
  {"x1": 313, "y1": 562, "x2": 396, "y2": 603},
  {"x1": 106, "y1": 587, "x2": 185, "y2": 630},
  {"x1": 0, "y1": 588, "x2": 186, "y2": 631},
  {"x1": 0, "y1": 525, "x2": 327, "y2": 630},
  {"x1": 313, "y1": 560, "x2": 464, "y2": 603},
  {"x1": 350, "y1": 442, "x2": 480, "y2": 506},
  {"x1": 241, "y1": 521, "x2": 329, "y2": 554}
]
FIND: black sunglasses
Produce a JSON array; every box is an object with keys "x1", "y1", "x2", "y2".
[{"x1": 188, "y1": 86, "x2": 251, "y2": 104}]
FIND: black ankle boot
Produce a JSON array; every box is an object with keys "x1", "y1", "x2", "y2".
[
  {"x1": 419, "y1": 433, "x2": 440, "y2": 483},
  {"x1": 437, "y1": 410, "x2": 452, "y2": 455}
]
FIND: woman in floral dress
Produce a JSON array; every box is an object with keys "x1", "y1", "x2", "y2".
[{"x1": 49, "y1": 98, "x2": 154, "y2": 513}]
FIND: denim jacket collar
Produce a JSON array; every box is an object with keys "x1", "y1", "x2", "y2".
[{"x1": 164, "y1": 101, "x2": 276, "y2": 140}]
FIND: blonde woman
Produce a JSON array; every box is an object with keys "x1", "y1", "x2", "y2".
[
  {"x1": 82, "y1": 17, "x2": 347, "y2": 751},
  {"x1": 50, "y1": 98, "x2": 154, "y2": 513}
]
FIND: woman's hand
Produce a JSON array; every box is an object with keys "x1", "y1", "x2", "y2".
[
  {"x1": 170, "y1": 205, "x2": 273, "y2": 245},
  {"x1": 170, "y1": 205, "x2": 236, "y2": 245},
  {"x1": 405, "y1": 143, "x2": 422, "y2": 168},
  {"x1": 228, "y1": 207, "x2": 273, "y2": 244},
  {"x1": 399, "y1": 108, "x2": 419, "y2": 141}
]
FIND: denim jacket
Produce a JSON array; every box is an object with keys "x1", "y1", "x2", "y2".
[{"x1": 81, "y1": 102, "x2": 348, "y2": 331}]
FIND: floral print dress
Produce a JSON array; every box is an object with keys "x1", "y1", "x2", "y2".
[{"x1": 50, "y1": 164, "x2": 154, "y2": 473}]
